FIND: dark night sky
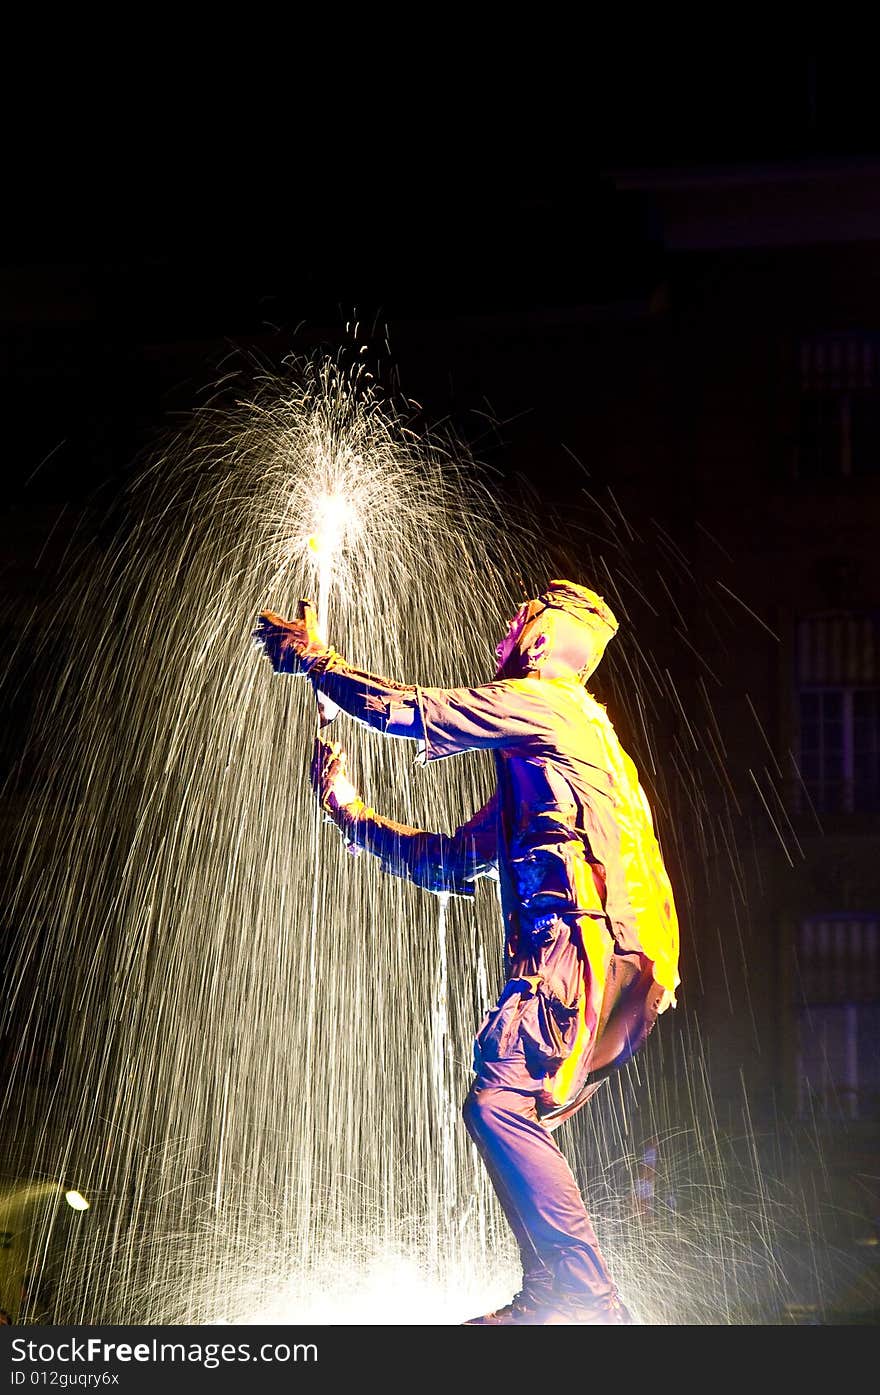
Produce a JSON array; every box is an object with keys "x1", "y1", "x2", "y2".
[
  {"x1": 3, "y1": 57, "x2": 880, "y2": 557},
  {"x1": 6, "y1": 57, "x2": 879, "y2": 308}
]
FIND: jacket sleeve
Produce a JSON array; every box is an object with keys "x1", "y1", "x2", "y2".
[
  {"x1": 309, "y1": 653, "x2": 425, "y2": 738},
  {"x1": 311, "y1": 652, "x2": 554, "y2": 757},
  {"x1": 329, "y1": 791, "x2": 499, "y2": 898}
]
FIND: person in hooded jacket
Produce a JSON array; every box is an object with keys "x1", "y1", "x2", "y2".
[{"x1": 253, "y1": 579, "x2": 680, "y2": 1325}]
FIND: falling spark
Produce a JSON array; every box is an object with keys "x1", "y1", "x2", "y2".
[
  {"x1": 748, "y1": 768, "x2": 796, "y2": 868},
  {"x1": 714, "y1": 579, "x2": 781, "y2": 642}
]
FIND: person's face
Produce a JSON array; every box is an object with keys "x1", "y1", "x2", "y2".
[{"x1": 494, "y1": 605, "x2": 530, "y2": 676}]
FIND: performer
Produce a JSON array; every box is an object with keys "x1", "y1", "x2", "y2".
[{"x1": 253, "y1": 580, "x2": 680, "y2": 1325}]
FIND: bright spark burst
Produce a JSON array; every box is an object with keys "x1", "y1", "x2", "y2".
[
  {"x1": 0, "y1": 357, "x2": 535, "y2": 1324},
  {"x1": 306, "y1": 492, "x2": 358, "y2": 638}
]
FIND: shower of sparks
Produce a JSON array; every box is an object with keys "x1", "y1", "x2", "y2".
[
  {"x1": 1, "y1": 356, "x2": 530, "y2": 1324},
  {"x1": 0, "y1": 355, "x2": 874, "y2": 1326}
]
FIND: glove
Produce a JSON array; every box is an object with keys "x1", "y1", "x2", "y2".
[
  {"x1": 310, "y1": 737, "x2": 361, "y2": 816},
  {"x1": 252, "y1": 599, "x2": 328, "y2": 675}
]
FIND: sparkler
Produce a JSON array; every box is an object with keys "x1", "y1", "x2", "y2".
[
  {"x1": 304, "y1": 490, "x2": 356, "y2": 726},
  {"x1": 306, "y1": 491, "x2": 357, "y2": 642}
]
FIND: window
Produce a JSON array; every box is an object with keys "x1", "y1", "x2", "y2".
[
  {"x1": 795, "y1": 916, "x2": 880, "y2": 1120},
  {"x1": 796, "y1": 334, "x2": 880, "y2": 479},
  {"x1": 796, "y1": 613, "x2": 880, "y2": 813}
]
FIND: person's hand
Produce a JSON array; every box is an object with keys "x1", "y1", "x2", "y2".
[
  {"x1": 252, "y1": 599, "x2": 326, "y2": 674},
  {"x1": 310, "y1": 737, "x2": 360, "y2": 815}
]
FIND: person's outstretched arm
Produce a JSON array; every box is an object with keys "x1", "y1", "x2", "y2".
[
  {"x1": 310, "y1": 738, "x2": 498, "y2": 897},
  {"x1": 253, "y1": 603, "x2": 557, "y2": 757},
  {"x1": 253, "y1": 605, "x2": 425, "y2": 736}
]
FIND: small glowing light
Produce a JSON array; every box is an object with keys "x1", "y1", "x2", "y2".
[{"x1": 64, "y1": 1190, "x2": 90, "y2": 1211}]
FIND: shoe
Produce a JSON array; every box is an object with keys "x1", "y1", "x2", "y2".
[
  {"x1": 542, "y1": 1292, "x2": 635, "y2": 1325},
  {"x1": 463, "y1": 1276, "x2": 556, "y2": 1325}
]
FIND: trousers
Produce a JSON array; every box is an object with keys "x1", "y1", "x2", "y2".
[
  {"x1": 462, "y1": 1082, "x2": 616, "y2": 1299},
  {"x1": 462, "y1": 952, "x2": 665, "y2": 1300}
]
